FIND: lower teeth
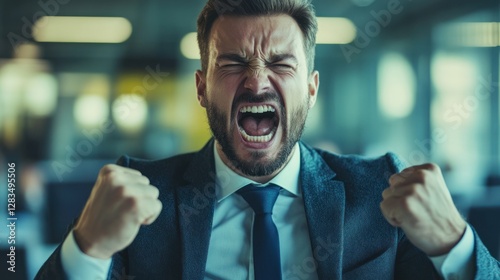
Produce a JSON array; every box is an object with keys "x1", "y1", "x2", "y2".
[{"x1": 239, "y1": 127, "x2": 274, "y2": 143}]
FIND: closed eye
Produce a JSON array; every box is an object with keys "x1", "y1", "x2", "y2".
[
  {"x1": 272, "y1": 64, "x2": 293, "y2": 68},
  {"x1": 269, "y1": 63, "x2": 295, "y2": 73},
  {"x1": 221, "y1": 63, "x2": 245, "y2": 68}
]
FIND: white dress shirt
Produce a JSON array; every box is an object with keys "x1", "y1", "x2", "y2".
[
  {"x1": 205, "y1": 143, "x2": 317, "y2": 279},
  {"x1": 60, "y1": 143, "x2": 475, "y2": 279}
]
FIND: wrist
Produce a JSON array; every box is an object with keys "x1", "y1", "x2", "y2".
[
  {"x1": 427, "y1": 218, "x2": 467, "y2": 256},
  {"x1": 73, "y1": 228, "x2": 113, "y2": 259}
]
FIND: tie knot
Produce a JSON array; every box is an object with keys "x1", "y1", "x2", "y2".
[{"x1": 238, "y1": 184, "x2": 280, "y2": 215}]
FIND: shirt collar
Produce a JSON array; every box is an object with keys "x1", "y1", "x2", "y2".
[{"x1": 213, "y1": 141, "x2": 301, "y2": 202}]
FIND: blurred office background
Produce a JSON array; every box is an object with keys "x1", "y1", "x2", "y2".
[{"x1": 0, "y1": 0, "x2": 499, "y2": 278}]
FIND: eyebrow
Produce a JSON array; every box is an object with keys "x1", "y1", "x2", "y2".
[
  {"x1": 216, "y1": 53, "x2": 298, "y2": 65},
  {"x1": 216, "y1": 53, "x2": 247, "y2": 63},
  {"x1": 267, "y1": 54, "x2": 298, "y2": 65}
]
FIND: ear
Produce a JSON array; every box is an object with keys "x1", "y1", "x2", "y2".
[
  {"x1": 195, "y1": 70, "x2": 208, "y2": 108},
  {"x1": 308, "y1": 70, "x2": 319, "y2": 109}
]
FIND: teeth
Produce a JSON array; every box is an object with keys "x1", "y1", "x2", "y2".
[
  {"x1": 239, "y1": 127, "x2": 275, "y2": 143},
  {"x1": 239, "y1": 105, "x2": 275, "y2": 114}
]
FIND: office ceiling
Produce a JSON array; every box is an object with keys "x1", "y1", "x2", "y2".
[{"x1": 0, "y1": 0, "x2": 497, "y2": 71}]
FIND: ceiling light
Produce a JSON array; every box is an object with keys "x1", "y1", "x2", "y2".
[
  {"x1": 377, "y1": 52, "x2": 416, "y2": 119},
  {"x1": 33, "y1": 16, "x2": 132, "y2": 43},
  {"x1": 316, "y1": 17, "x2": 357, "y2": 44},
  {"x1": 434, "y1": 22, "x2": 500, "y2": 47},
  {"x1": 74, "y1": 95, "x2": 109, "y2": 127},
  {"x1": 180, "y1": 32, "x2": 200, "y2": 59}
]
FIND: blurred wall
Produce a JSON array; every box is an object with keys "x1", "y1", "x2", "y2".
[{"x1": 0, "y1": 0, "x2": 498, "y2": 278}]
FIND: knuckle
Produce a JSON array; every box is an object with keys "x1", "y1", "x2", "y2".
[
  {"x1": 151, "y1": 187, "x2": 160, "y2": 198},
  {"x1": 157, "y1": 200, "x2": 163, "y2": 211},
  {"x1": 112, "y1": 185, "x2": 127, "y2": 198},
  {"x1": 105, "y1": 170, "x2": 120, "y2": 182},
  {"x1": 100, "y1": 164, "x2": 116, "y2": 174},
  {"x1": 406, "y1": 184, "x2": 418, "y2": 196},
  {"x1": 388, "y1": 174, "x2": 398, "y2": 183},
  {"x1": 379, "y1": 201, "x2": 388, "y2": 212},
  {"x1": 124, "y1": 197, "x2": 139, "y2": 212},
  {"x1": 423, "y1": 163, "x2": 439, "y2": 172},
  {"x1": 393, "y1": 171, "x2": 410, "y2": 182},
  {"x1": 413, "y1": 170, "x2": 427, "y2": 183},
  {"x1": 399, "y1": 196, "x2": 411, "y2": 210},
  {"x1": 399, "y1": 196, "x2": 417, "y2": 214}
]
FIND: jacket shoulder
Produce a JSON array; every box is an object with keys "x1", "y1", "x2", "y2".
[
  {"x1": 116, "y1": 152, "x2": 197, "y2": 183},
  {"x1": 309, "y1": 145, "x2": 405, "y2": 180}
]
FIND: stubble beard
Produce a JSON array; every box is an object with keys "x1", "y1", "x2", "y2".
[{"x1": 206, "y1": 92, "x2": 309, "y2": 177}]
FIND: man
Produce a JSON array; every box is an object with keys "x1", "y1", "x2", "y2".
[{"x1": 36, "y1": 0, "x2": 500, "y2": 279}]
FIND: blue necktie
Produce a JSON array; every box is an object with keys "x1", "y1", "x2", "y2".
[{"x1": 238, "y1": 184, "x2": 282, "y2": 280}]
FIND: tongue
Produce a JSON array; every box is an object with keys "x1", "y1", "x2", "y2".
[{"x1": 241, "y1": 116, "x2": 274, "y2": 136}]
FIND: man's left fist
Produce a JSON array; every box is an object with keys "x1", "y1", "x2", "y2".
[{"x1": 380, "y1": 163, "x2": 467, "y2": 256}]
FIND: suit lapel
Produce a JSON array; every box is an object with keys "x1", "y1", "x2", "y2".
[
  {"x1": 174, "y1": 141, "x2": 346, "y2": 279},
  {"x1": 300, "y1": 143, "x2": 345, "y2": 279},
  {"x1": 176, "y1": 140, "x2": 217, "y2": 280}
]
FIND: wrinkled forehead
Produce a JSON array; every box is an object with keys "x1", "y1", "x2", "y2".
[{"x1": 208, "y1": 14, "x2": 306, "y2": 60}]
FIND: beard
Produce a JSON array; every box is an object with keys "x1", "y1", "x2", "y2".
[{"x1": 206, "y1": 91, "x2": 309, "y2": 177}]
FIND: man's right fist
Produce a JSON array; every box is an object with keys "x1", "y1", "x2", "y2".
[{"x1": 72, "y1": 164, "x2": 162, "y2": 259}]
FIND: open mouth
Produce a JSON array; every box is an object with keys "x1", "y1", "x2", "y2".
[{"x1": 237, "y1": 104, "x2": 279, "y2": 143}]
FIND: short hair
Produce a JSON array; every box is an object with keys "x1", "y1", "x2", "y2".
[{"x1": 197, "y1": 0, "x2": 318, "y2": 74}]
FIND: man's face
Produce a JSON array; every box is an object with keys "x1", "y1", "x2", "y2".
[{"x1": 196, "y1": 15, "x2": 319, "y2": 180}]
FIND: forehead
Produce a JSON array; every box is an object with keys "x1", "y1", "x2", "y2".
[{"x1": 209, "y1": 14, "x2": 305, "y2": 58}]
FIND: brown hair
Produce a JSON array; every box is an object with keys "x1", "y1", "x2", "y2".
[{"x1": 197, "y1": 0, "x2": 318, "y2": 74}]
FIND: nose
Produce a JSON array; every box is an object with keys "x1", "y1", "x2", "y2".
[{"x1": 243, "y1": 67, "x2": 272, "y2": 94}]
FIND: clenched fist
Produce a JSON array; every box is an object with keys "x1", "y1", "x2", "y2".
[
  {"x1": 72, "y1": 164, "x2": 162, "y2": 259},
  {"x1": 380, "y1": 163, "x2": 466, "y2": 256}
]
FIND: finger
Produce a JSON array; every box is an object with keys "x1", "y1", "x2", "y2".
[
  {"x1": 389, "y1": 171, "x2": 426, "y2": 190},
  {"x1": 391, "y1": 164, "x2": 440, "y2": 187},
  {"x1": 389, "y1": 183, "x2": 421, "y2": 198},
  {"x1": 117, "y1": 196, "x2": 159, "y2": 224},
  {"x1": 137, "y1": 184, "x2": 159, "y2": 199},
  {"x1": 142, "y1": 199, "x2": 163, "y2": 225},
  {"x1": 101, "y1": 164, "x2": 143, "y2": 176},
  {"x1": 381, "y1": 187, "x2": 393, "y2": 200},
  {"x1": 129, "y1": 174, "x2": 150, "y2": 186},
  {"x1": 108, "y1": 172, "x2": 150, "y2": 187},
  {"x1": 388, "y1": 172, "x2": 411, "y2": 187},
  {"x1": 112, "y1": 184, "x2": 158, "y2": 200},
  {"x1": 409, "y1": 163, "x2": 439, "y2": 172},
  {"x1": 380, "y1": 197, "x2": 405, "y2": 227}
]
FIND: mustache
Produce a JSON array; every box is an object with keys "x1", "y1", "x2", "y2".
[{"x1": 234, "y1": 91, "x2": 281, "y2": 104}]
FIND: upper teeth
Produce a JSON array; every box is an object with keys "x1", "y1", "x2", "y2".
[{"x1": 239, "y1": 105, "x2": 275, "y2": 113}]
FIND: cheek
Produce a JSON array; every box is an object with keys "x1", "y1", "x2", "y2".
[
  {"x1": 208, "y1": 75, "x2": 241, "y2": 105},
  {"x1": 206, "y1": 87, "x2": 233, "y2": 112},
  {"x1": 276, "y1": 78, "x2": 309, "y2": 109}
]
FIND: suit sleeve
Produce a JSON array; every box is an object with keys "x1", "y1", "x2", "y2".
[
  {"x1": 34, "y1": 156, "x2": 132, "y2": 280},
  {"x1": 470, "y1": 228, "x2": 500, "y2": 279},
  {"x1": 385, "y1": 153, "x2": 500, "y2": 280},
  {"x1": 34, "y1": 247, "x2": 66, "y2": 280},
  {"x1": 34, "y1": 226, "x2": 72, "y2": 280}
]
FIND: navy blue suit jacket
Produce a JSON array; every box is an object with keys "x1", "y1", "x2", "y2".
[{"x1": 36, "y1": 140, "x2": 500, "y2": 279}]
